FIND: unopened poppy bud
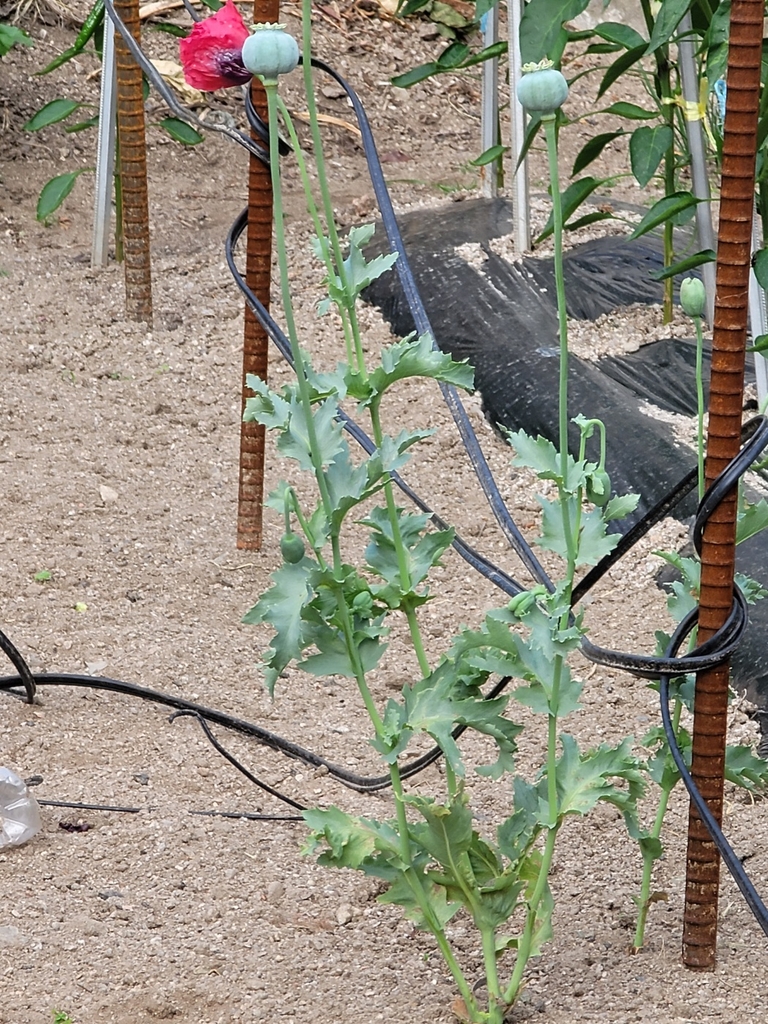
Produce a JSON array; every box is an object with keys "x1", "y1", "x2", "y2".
[{"x1": 680, "y1": 276, "x2": 706, "y2": 319}]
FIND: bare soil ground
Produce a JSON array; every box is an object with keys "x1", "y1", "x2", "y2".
[{"x1": 1, "y1": 4, "x2": 767, "y2": 1023}]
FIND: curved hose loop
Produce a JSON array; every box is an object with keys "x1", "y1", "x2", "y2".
[
  {"x1": 659, "y1": 620, "x2": 768, "y2": 937},
  {"x1": 693, "y1": 415, "x2": 768, "y2": 555},
  {"x1": 0, "y1": 671, "x2": 511, "y2": 793},
  {"x1": 579, "y1": 416, "x2": 768, "y2": 679},
  {"x1": 102, "y1": 0, "x2": 269, "y2": 162},
  {"x1": 0, "y1": 630, "x2": 36, "y2": 703}
]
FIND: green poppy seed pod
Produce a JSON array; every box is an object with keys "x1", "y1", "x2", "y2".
[
  {"x1": 241, "y1": 23, "x2": 299, "y2": 79},
  {"x1": 516, "y1": 61, "x2": 569, "y2": 115},
  {"x1": 679, "y1": 276, "x2": 706, "y2": 319}
]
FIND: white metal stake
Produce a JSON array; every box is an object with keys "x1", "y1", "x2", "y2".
[
  {"x1": 678, "y1": 12, "x2": 716, "y2": 326},
  {"x1": 508, "y1": 0, "x2": 530, "y2": 251},
  {"x1": 750, "y1": 209, "x2": 768, "y2": 406},
  {"x1": 480, "y1": 4, "x2": 499, "y2": 198},
  {"x1": 92, "y1": 13, "x2": 117, "y2": 268}
]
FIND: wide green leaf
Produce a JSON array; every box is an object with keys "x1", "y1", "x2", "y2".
[
  {"x1": 651, "y1": 248, "x2": 716, "y2": 282},
  {"x1": 535, "y1": 175, "x2": 605, "y2": 242},
  {"x1": 647, "y1": 0, "x2": 691, "y2": 53},
  {"x1": 471, "y1": 143, "x2": 509, "y2": 167},
  {"x1": 572, "y1": 131, "x2": 624, "y2": 176},
  {"x1": 36, "y1": 169, "x2": 90, "y2": 222},
  {"x1": 601, "y1": 101, "x2": 657, "y2": 120},
  {"x1": 753, "y1": 248, "x2": 768, "y2": 291},
  {"x1": 597, "y1": 43, "x2": 648, "y2": 98},
  {"x1": 628, "y1": 191, "x2": 700, "y2": 240},
  {"x1": 593, "y1": 20, "x2": 645, "y2": 49},
  {"x1": 24, "y1": 98, "x2": 83, "y2": 131},
  {"x1": 0, "y1": 22, "x2": 33, "y2": 57},
  {"x1": 629, "y1": 124, "x2": 673, "y2": 187},
  {"x1": 157, "y1": 117, "x2": 203, "y2": 145},
  {"x1": 519, "y1": 0, "x2": 590, "y2": 63}
]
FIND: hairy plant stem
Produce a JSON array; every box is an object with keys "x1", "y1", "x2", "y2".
[
  {"x1": 505, "y1": 111, "x2": 574, "y2": 1010},
  {"x1": 503, "y1": 825, "x2": 559, "y2": 1005},
  {"x1": 265, "y1": 83, "x2": 336, "y2": 525},
  {"x1": 543, "y1": 115, "x2": 570, "y2": 487},
  {"x1": 274, "y1": 94, "x2": 357, "y2": 366},
  {"x1": 300, "y1": 0, "x2": 366, "y2": 375},
  {"x1": 389, "y1": 762, "x2": 477, "y2": 1015},
  {"x1": 633, "y1": 698, "x2": 683, "y2": 949}
]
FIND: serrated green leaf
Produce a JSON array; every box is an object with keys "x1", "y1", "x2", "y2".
[
  {"x1": 303, "y1": 807, "x2": 398, "y2": 868},
  {"x1": 737, "y1": 497, "x2": 768, "y2": 544},
  {"x1": 243, "y1": 374, "x2": 291, "y2": 428},
  {"x1": 555, "y1": 734, "x2": 645, "y2": 825},
  {"x1": 36, "y1": 169, "x2": 90, "y2": 222},
  {"x1": 363, "y1": 505, "x2": 454, "y2": 597},
  {"x1": 24, "y1": 98, "x2": 83, "y2": 131},
  {"x1": 157, "y1": 116, "x2": 203, "y2": 145},
  {"x1": 277, "y1": 396, "x2": 345, "y2": 471},
  {"x1": 747, "y1": 333, "x2": 768, "y2": 354},
  {"x1": 603, "y1": 492, "x2": 640, "y2": 521},
  {"x1": 514, "y1": 673, "x2": 583, "y2": 718},
  {"x1": 243, "y1": 559, "x2": 315, "y2": 694},
  {"x1": 403, "y1": 663, "x2": 522, "y2": 778},
  {"x1": 353, "y1": 333, "x2": 473, "y2": 406},
  {"x1": 629, "y1": 124, "x2": 674, "y2": 187},
  {"x1": 725, "y1": 744, "x2": 768, "y2": 792}
]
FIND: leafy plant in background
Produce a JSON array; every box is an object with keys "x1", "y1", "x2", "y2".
[
  {"x1": 20, "y1": 0, "x2": 205, "y2": 225},
  {"x1": 215, "y1": 7, "x2": 653, "y2": 1009},
  {"x1": 629, "y1": 275, "x2": 768, "y2": 951},
  {"x1": 0, "y1": 17, "x2": 33, "y2": 57}
]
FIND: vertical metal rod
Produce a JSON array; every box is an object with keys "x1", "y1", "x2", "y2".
[
  {"x1": 92, "y1": 14, "x2": 117, "y2": 268},
  {"x1": 508, "y1": 0, "x2": 530, "y2": 251},
  {"x1": 749, "y1": 210, "x2": 768, "y2": 405},
  {"x1": 236, "y1": 0, "x2": 279, "y2": 550},
  {"x1": 678, "y1": 12, "x2": 716, "y2": 327},
  {"x1": 480, "y1": 5, "x2": 499, "y2": 199},
  {"x1": 114, "y1": 0, "x2": 153, "y2": 324},
  {"x1": 682, "y1": 0, "x2": 764, "y2": 970}
]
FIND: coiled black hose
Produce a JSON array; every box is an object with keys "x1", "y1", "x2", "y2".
[{"x1": 2, "y1": 8, "x2": 768, "y2": 936}]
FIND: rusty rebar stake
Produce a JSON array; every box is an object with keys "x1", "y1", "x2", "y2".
[
  {"x1": 113, "y1": 0, "x2": 153, "y2": 325},
  {"x1": 236, "y1": 0, "x2": 280, "y2": 550},
  {"x1": 682, "y1": 0, "x2": 764, "y2": 969}
]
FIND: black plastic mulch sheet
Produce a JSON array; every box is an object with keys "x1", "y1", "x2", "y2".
[{"x1": 362, "y1": 198, "x2": 767, "y2": 706}]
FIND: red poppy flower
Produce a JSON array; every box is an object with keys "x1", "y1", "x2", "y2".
[{"x1": 179, "y1": 0, "x2": 252, "y2": 91}]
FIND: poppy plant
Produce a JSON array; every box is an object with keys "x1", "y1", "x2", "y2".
[{"x1": 179, "y1": 0, "x2": 252, "y2": 91}]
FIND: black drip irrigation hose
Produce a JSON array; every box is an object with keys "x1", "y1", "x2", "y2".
[{"x1": 2, "y1": 19, "x2": 768, "y2": 935}]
